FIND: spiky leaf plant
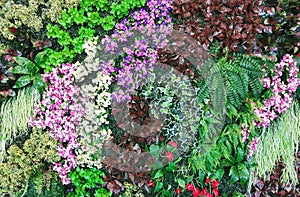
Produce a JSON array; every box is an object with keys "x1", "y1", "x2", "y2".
[
  {"x1": 248, "y1": 101, "x2": 300, "y2": 191},
  {"x1": 0, "y1": 86, "x2": 40, "y2": 161}
]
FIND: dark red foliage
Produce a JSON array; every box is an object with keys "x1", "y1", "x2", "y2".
[{"x1": 171, "y1": 0, "x2": 264, "y2": 54}]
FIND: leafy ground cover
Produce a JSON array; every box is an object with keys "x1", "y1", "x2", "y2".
[{"x1": 0, "y1": 0, "x2": 299, "y2": 196}]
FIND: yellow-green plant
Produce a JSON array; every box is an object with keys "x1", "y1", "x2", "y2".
[
  {"x1": 119, "y1": 182, "x2": 145, "y2": 197},
  {"x1": 0, "y1": 127, "x2": 60, "y2": 196},
  {"x1": 0, "y1": 0, "x2": 79, "y2": 40},
  {"x1": 249, "y1": 101, "x2": 300, "y2": 191},
  {"x1": 0, "y1": 86, "x2": 40, "y2": 161}
]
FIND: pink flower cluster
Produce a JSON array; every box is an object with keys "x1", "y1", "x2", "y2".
[
  {"x1": 254, "y1": 54, "x2": 300, "y2": 128},
  {"x1": 241, "y1": 123, "x2": 250, "y2": 143},
  {"x1": 30, "y1": 63, "x2": 85, "y2": 184},
  {"x1": 247, "y1": 138, "x2": 260, "y2": 159}
]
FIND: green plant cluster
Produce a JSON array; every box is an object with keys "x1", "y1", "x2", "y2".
[
  {"x1": 0, "y1": 128, "x2": 61, "y2": 196},
  {"x1": 0, "y1": 0, "x2": 79, "y2": 40},
  {"x1": 138, "y1": 66, "x2": 203, "y2": 154},
  {"x1": 197, "y1": 48, "x2": 267, "y2": 109},
  {"x1": 44, "y1": 0, "x2": 146, "y2": 70},
  {"x1": 119, "y1": 182, "x2": 145, "y2": 197},
  {"x1": 188, "y1": 100, "x2": 261, "y2": 195},
  {"x1": 23, "y1": 169, "x2": 64, "y2": 197},
  {"x1": 67, "y1": 167, "x2": 112, "y2": 197},
  {"x1": 10, "y1": 54, "x2": 48, "y2": 91},
  {"x1": 149, "y1": 156, "x2": 187, "y2": 197}
]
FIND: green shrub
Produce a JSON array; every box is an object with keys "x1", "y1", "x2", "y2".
[
  {"x1": 67, "y1": 167, "x2": 112, "y2": 197},
  {"x1": 0, "y1": 128, "x2": 60, "y2": 196},
  {"x1": 0, "y1": 0, "x2": 79, "y2": 40}
]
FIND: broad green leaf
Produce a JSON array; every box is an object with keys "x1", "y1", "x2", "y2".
[
  {"x1": 149, "y1": 144, "x2": 160, "y2": 160},
  {"x1": 229, "y1": 166, "x2": 239, "y2": 184},
  {"x1": 166, "y1": 162, "x2": 176, "y2": 172},
  {"x1": 14, "y1": 56, "x2": 37, "y2": 73},
  {"x1": 153, "y1": 169, "x2": 164, "y2": 179},
  {"x1": 10, "y1": 65, "x2": 30, "y2": 74},
  {"x1": 235, "y1": 147, "x2": 245, "y2": 163},
  {"x1": 34, "y1": 51, "x2": 48, "y2": 65},
  {"x1": 13, "y1": 75, "x2": 33, "y2": 88},
  {"x1": 237, "y1": 163, "x2": 249, "y2": 185},
  {"x1": 154, "y1": 182, "x2": 163, "y2": 192},
  {"x1": 161, "y1": 190, "x2": 172, "y2": 197},
  {"x1": 177, "y1": 178, "x2": 185, "y2": 188}
]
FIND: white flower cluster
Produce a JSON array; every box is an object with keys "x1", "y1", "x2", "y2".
[
  {"x1": 74, "y1": 38, "x2": 113, "y2": 169},
  {"x1": 72, "y1": 37, "x2": 100, "y2": 82}
]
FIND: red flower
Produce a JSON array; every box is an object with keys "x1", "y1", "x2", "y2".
[
  {"x1": 168, "y1": 141, "x2": 177, "y2": 148},
  {"x1": 297, "y1": 53, "x2": 300, "y2": 59},
  {"x1": 192, "y1": 188, "x2": 200, "y2": 197},
  {"x1": 205, "y1": 178, "x2": 211, "y2": 183},
  {"x1": 147, "y1": 181, "x2": 155, "y2": 187},
  {"x1": 186, "y1": 183, "x2": 194, "y2": 191},
  {"x1": 166, "y1": 151, "x2": 174, "y2": 162},
  {"x1": 213, "y1": 187, "x2": 219, "y2": 196},
  {"x1": 206, "y1": 193, "x2": 213, "y2": 197},
  {"x1": 8, "y1": 27, "x2": 17, "y2": 34},
  {"x1": 199, "y1": 188, "x2": 208, "y2": 195},
  {"x1": 175, "y1": 188, "x2": 182, "y2": 195},
  {"x1": 211, "y1": 179, "x2": 219, "y2": 188}
]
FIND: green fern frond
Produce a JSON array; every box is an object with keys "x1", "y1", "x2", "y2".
[{"x1": 196, "y1": 53, "x2": 270, "y2": 108}]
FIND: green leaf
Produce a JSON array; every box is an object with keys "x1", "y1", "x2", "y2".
[
  {"x1": 149, "y1": 144, "x2": 160, "y2": 160},
  {"x1": 235, "y1": 147, "x2": 245, "y2": 163},
  {"x1": 237, "y1": 163, "x2": 249, "y2": 185},
  {"x1": 154, "y1": 182, "x2": 163, "y2": 192},
  {"x1": 33, "y1": 74, "x2": 46, "y2": 93},
  {"x1": 177, "y1": 178, "x2": 186, "y2": 188},
  {"x1": 166, "y1": 162, "x2": 176, "y2": 172},
  {"x1": 14, "y1": 57, "x2": 38, "y2": 73},
  {"x1": 10, "y1": 65, "x2": 30, "y2": 74},
  {"x1": 34, "y1": 51, "x2": 48, "y2": 66},
  {"x1": 153, "y1": 169, "x2": 164, "y2": 179},
  {"x1": 13, "y1": 75, "x2": 33, "y2": 88},
  {"x1": 161, "y1": 189, "x2": 172, "y2": 197},
  {"x1": 229, "y1": 165, "x2": 239, "y2": 184}
]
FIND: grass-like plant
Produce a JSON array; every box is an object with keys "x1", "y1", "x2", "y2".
[
  {"x1": 0, "y1": 86, "x2": 40, "y2": 161},
  {"x1": 249, "y1": 101, "x2": 300, "y2": 191}
]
